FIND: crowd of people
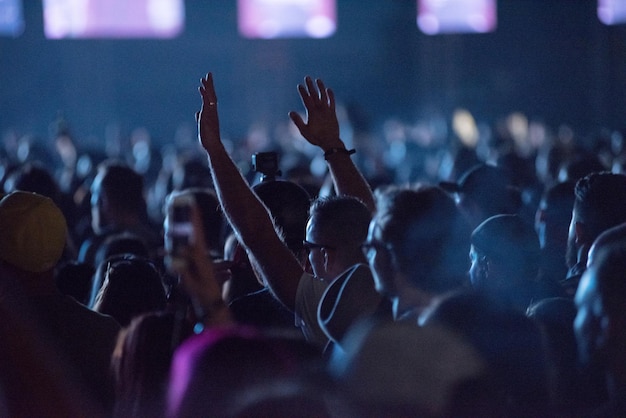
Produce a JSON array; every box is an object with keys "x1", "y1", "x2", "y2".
[{"x1": 1, "y1": 72, "x2": 626, "y2": 417}]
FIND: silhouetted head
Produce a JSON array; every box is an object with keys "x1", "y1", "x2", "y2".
[
  {"x1": 365, "y1": 186, "x2": 469, "y2": 319},
  {"x1": 92, "y1": 255, "x2": 166, "y2": 326},
  {"x1": 305, "y1": 196, "x2": 370, "y2": 280},
  {"x1": 440, "y1": 164, "x2": 521, "y2": 228},
  {"x1": 91, "y1": 161, "x2": 147, "y2": 233}
]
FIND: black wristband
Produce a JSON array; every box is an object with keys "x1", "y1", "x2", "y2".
[{"x1": 323, "y1": 147, "x2": 356, "y2": 160}]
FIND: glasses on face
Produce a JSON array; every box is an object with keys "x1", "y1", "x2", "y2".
[
  {"x1": 361, "y1": 240, "x2": 391, "y2": 259},
  {"x1": 302, "y1": 240, "x2": 335, "y2": 253}
]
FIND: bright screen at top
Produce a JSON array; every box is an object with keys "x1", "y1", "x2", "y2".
[
  {"x1": 418, "y1": 0, "x2": 496, "y2": 35},
  {"x1": 43, "y1": 0, "x2": 184, "y2": 39},
  {"x1": 238, "y1": 0, "x2": 336, "y2": 39}
]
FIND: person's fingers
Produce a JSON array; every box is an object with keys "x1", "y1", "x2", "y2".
[
  {"x1": 200, "y1": 72, "x2": 218, "y2": 104},
  {"x1": 297, "y1": 83, "x2": 313, "y2": 110},
  {"x1": 304, "y1": 76, "x2": 318, "y2": 99},
  {"x1": 327, "y1": 88, "x2": 336, "y2": 111},
  {"x1": 317, "y1": 79, "x2": 328, "y2": 104},
  {"x1": 289, "y1": 111, "x2": 307, "y2": 134}
]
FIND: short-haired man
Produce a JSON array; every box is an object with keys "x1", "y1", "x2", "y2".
[
  {"x1": 564, "y1": 172, "x2": 626, "y2": 296},
  {"x1": 79, "y1": 161, "x2": 161, "y2": 267},
  {"x1": 363, "y1": 186, "x2": 470, "y2": 321}
]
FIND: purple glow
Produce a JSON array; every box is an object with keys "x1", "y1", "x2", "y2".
[
  {"x1": 417, "y1": 0, "x2": 496, "y2": 35},
  {"x1": 598, "y1": 0, "x2": 626, "y2": 25},
  {"x1": 238, "y1": 0, "x2": 336, "y2": 39},
  {"x1": 43, "y1": 0, "x2": 184, "y2": 39},
  {"x1": 0, "y1": 0, "x2": 24, "y2": 37}
]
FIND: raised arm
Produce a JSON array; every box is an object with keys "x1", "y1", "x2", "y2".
[
  {"x1": 289, "y1": 76, "x2": 375, "y2": 213},
  {"x1": 197, "y1": 73, "x2": 303, "y2": 311}
]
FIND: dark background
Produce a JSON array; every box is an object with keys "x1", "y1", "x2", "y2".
[{"x1": 1, "y1": 0, "x2": 625, "y2": 150}]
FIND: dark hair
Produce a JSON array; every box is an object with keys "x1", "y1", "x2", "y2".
[
  {"x1": 169, "y1": 329, "x2": 322, "y2": 418},
  {"x1": 471, "y1": 214, "x2": 540, "y2": 279},
  {"x1": 94, "y1": 232, "x2": 149, "y2": 269},
  {"x1": 97, "y1": 161, "x2": 146, "y2": 217},
  {"x1": 55, "y1": 261, "x2": 95, "y2": 305},
  {"x1": 113, "y1": 312, "x2": 191, "y2": 418},
  {"x1": 172, "y1": 158, "x2": 213, "y2": 191},
  {"x1": 375, "y1": 186, "x2": 470, "y2": 293},
  {"x1": 574, "y1": 172, "x2": 626, "y2": 242},
  {"x1": 309, "y1": 196, "x2": 371, "y2": 248},
  {"x1": 425, "y1": 291, "x2": 550, "y2": 415},
  {"x1": 5, "y1": 162, "x2": 61, "y2": 204},
  {"x1": 93, "y1": 256, "x2": 166, "y2": 326},
  {"x1": 541, "y1": 180, "x2": 576, "y2": 219}
]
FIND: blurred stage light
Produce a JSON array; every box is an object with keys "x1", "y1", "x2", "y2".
[
  {"x1": 598, "y1": 0, "x2": 626, "y2": 25},
  {"x1": 42, "y1": 0, "x2": 184, "y2": 39},
  {"x1": 0, "y1": 0, "x2": 24, "y2": 37},
  {"x1": 453, "y1": 109, "x2": 479, "y2": 148},
  {"x1": 238, "y1": 0, "x2": 336, "y2": 39},
  {"x1": 417, "y1": 0, "x2": 496, "y2": 35}
]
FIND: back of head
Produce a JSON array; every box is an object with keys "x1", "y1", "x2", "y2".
[
  {"x1": 252, "y1": 180, "x2": 311, "y2": 255},
  {"x1": 441, "y1": 164, "x2": 522, "y2": 225},
  {"x1": 172, "y1": 158, "x2": 213, "y2": 191},
  {"x1": 168, "y1": 327, "x2": 321, "y2": 418},
  {"x1": 94, "y1": 232, "x2": 149, "y2": 268},
  {"x1": 573, "y1": 172, "x2": 626, "y2": 242},
  {"x1": 113, "y1": 312, "x2": 191, "y2": 418},
  {"x1": 471, "y1": 214, "x2": 541, "y2": 279},
  {"x1": 541, "y1": 180, "x2": 576, "y2": 220},
  {"x1": 4, "y1": 162, "x2": 61, "y2": 204},
  {"x1": 328, "y1": 318, "x2": 486, "y2": 417},
  {"x1": 95, "y1": 161, "x2": 146, "y2": 218},
  {"x1": 375, "y1": 186, "x2": 470, "y2": 293},
  {"x1": 558, "y1": 153, "x2": 606, "y2": 183},
  {"x1": 93, "y1": 256, "x2": 166, "y2": 326},
  {"x1": 424, "y1": 291, "x2": 550, "y2": 415},
  {"x1": 0, "y1": 191, "x2": 67, "y2": 273}
]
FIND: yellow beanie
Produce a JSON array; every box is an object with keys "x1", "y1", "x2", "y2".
[{"x1": 0, "y1": 191, "x2": 67, "y2": 273}]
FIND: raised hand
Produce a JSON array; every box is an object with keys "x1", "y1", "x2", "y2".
[
  {"x1": 288, "y1": 76, "x2": 344, "y2": 151},
  {"x1": 197, "y1": 72, "x2": 221, "y2": 150}
]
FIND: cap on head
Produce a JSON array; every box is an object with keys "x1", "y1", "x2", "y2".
[
  {"x1": 0, "y1": 191, "x2": 67, "y2": 273},
  {"x1": 471, "y1": 214, "x2": 540, "y2": 268},
  {"x1": 440, "y1": 164, "x2": 511, "y2": 197}
]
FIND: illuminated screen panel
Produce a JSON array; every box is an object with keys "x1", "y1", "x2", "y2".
[
  {"x1": 598, "y1": 0, "x2": 626, "y2": 25},
  {"x1": 43, "y1": 0, "x2": 184, "y2": 39},
  {"x1": 238, "y1": 0, "x2": 336, "y2": 39},
  {"x1": 417, "y1": 0, "x2": 496, "y2": 35},
  {"x1": 0, "y1": 0, "x2": 24, "y2": 37}
]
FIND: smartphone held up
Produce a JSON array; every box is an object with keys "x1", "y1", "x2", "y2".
[{"x1": 164, "y1": 193, "x2": 195, "y2": 270}]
